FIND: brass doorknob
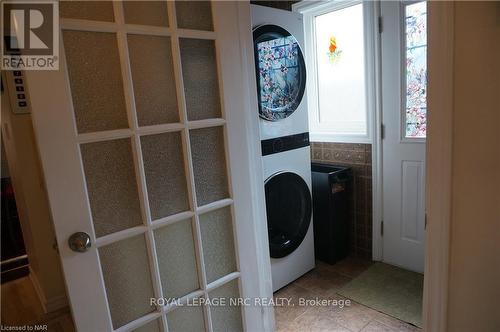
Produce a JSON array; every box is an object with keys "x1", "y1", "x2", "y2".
[{"x1": 68, "y1": 232, "x2": 91, "y2": 252}]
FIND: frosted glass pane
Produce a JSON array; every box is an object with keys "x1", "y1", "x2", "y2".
[
  {"x1": 141, "y1": 132, "x2": 189, "y2": 220},
  {"x1": 60, "y1": 1, "x2": 114, "y2": 21},
  {"x1": 209, "y1": 280, "x2": 243, "y2": 332},
  {"x1": 180, "y1": 39, "x2": 221, "y2": 121},
  {"x1": 166, "y1": 305, "x2": 205, "y2": 332},
  {"x1": 315, "y1": 4, "x2": 367, "y2": 135},
  {"x1": 99, "y1": 235, "x2": 155, "y2": 329},
  {"x1": 133, "y1": 319, "x2": 161, "y2": 332},
  {"x1": 154, "y1": 219, "x2": 199, "y2": 298},
  {"x1": 199, "y1": 207, "x2": 236, "y2": 283},
  {"x1": 123, "y1": 1, "x2": 169, "y2": 27},
  {"x1": 175, "y1": 1, "x2": 213, "y2": 31},
  {"x1": 189, "y1": 127, "x2": 229, "y2": 206},
  {"x1": 405, "y1": 1, "x2": 427, "y2": 138},
  {"x1": 128, "y1": 34, "x2": 179, "y2": 126},
  {"x1": 63, "y1": 30, "x2": 128, "y2": 133},
  {"x1": 80, "y1": 139, "x2": 142, "y2": 237}
]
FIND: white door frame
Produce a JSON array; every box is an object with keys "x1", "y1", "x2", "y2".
[
  {"x1": 370, "y1": 0, "x2": 384, "y2": 263},
  {"x1": 422, "y1": 1, "x2": 454, "y2": 331},
  {"x1": 26, "y1": 2, "x2": 274, "y2": 331}
]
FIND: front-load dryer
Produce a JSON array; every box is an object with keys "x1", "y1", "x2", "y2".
[{"x1": 251, "y1": 5, "x2": 308, "y2": 141}]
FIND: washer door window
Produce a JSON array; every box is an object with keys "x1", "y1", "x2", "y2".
[
  {"x1": 265, "y1": 172, "x2": 312, "y2": 258},
  {"x1": 254, "y1": 24, "x2": 306, "y2": 122}
]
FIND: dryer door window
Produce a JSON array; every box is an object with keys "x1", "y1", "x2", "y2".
[
  {"x1": 265, "y1": 172, "x2": 312, "y2": 258},
  {"x1": 253, "y1": 24, "x2": 306, "y2": 122}
]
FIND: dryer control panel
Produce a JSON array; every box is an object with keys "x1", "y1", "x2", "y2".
[{"x1": 261, "y1": 132, "x2": 309, "y2": 156}]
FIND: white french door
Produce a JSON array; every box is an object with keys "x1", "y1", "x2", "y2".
[
  {"x1": 381, "y1": 1, "x2": 427, "y2": 273},
  {"x1": 26, "y1": 1, "x2": 271, "y2": 331}
]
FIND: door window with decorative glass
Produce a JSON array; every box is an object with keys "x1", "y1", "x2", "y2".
[{"x1": 404, "y1": 1, "x2": 427, "y2": 139}]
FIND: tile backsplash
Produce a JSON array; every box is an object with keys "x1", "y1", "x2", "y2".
[{"x1": 311, "y1": 142, "x2": 373, "y2": 259}]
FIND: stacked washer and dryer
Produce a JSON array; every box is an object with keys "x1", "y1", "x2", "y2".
[{"x1": 251, "y1": 5, "x2": 315, "y2": 292}]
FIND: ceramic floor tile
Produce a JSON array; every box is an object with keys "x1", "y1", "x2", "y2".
[
  {"x1": 273, "y1": 283, "x2": 315, "y2": 329},
  {"x1": 295, "y1": 265, "x2": 352, "y2": 297},
  {"x1": 273, "y1": 258, "x2": 422, "y2": 332},
  {"x1": 372, "y1": 315, "x2": 420, "y2": 332},
  {"x1": 360, "y1": 320, "x2": 397, "y2": 332},
  {"x1": 288, "y1": 308, "x2": 353, "y2": 332},
  {"x1": 326, "y1": 256, "x2": 374, "y2": 279},
  {"x1": 311, "y1": 293, "x2": 354, "y2": 315},
  {"x1": 275, "y1": 319, "x2": 292, "y2": 332},
  {"x1": 315, "y1": 299, "x2": 379, "y2": 332},
  {"x1": 274, "y1": 308, "x2": 296, "y2": 332},
  {"x1": 274, "y1": 282, "x2": 318, "y2": 303}
]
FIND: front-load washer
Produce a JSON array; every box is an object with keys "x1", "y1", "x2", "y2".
[
  {"x1": 252, "y1": 5, "x2": 315, "y2": 292},
  {"x1": 261, "y1": 136, "x2": 315, "y2": 292}
]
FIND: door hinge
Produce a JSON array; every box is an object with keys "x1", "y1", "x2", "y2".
[
  {"x1": 381, "y1": 123, "x2": 386, "y2": 140},
  {"x1": 381, "y1": 220, "x2": 384, "y2": 236},
  {"x1": 378, "y1": 16, "x2": 383, "y2": 33}
]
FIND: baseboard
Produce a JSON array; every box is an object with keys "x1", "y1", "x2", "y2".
[
  {"x1": 29, "y1": 267, "x2": 68, "y2": 313},
  {"x1": 1, "y1": 265, "x2": 30, "y2": 283}
]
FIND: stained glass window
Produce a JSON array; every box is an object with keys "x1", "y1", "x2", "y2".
[
  {"x1": 405, "y1": 1, "x2": 427, "y2": 138},
  {"x1": 314, "y1": 4, "x2": 367, "y2": 136}
]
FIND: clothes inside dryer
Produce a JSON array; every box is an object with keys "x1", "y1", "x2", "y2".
[{"x1": 265, "y1": 172, "x2": 312, "y2": 258}]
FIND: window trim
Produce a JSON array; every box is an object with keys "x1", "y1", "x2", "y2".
[{"x1": 295, "y1": 0, "x2": 377, "y2": 144}]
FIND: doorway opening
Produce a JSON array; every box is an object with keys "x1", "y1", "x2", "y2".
[
  {"x1": 1, "y1": 140, "x2": 29, "y2": 283},
  {"x1": 265, "y1": 0, "x2": 428, "y2": 330},
  {"x1": 1, "y1": 75, "x2": 73, "y2": 330}
]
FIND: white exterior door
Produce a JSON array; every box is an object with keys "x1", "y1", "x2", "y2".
[
  {"x1": 26, "y1": 2, "x2": 272, "y2": 331},
  {"x1": 381, "y1": 1, "x2": 427, "y2": 273}
]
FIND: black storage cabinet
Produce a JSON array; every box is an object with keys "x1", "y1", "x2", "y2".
[{"x1": 311, "y1": 163, "x2": 352, "y2": 264}]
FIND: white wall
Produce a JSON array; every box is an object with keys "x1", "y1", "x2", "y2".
[
  {"x1": 447, "y1": 2, "x2": 500, "y2": 331},
  {"x1": 1, "y1": 87, "x2": 67, "y2": 312}
]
